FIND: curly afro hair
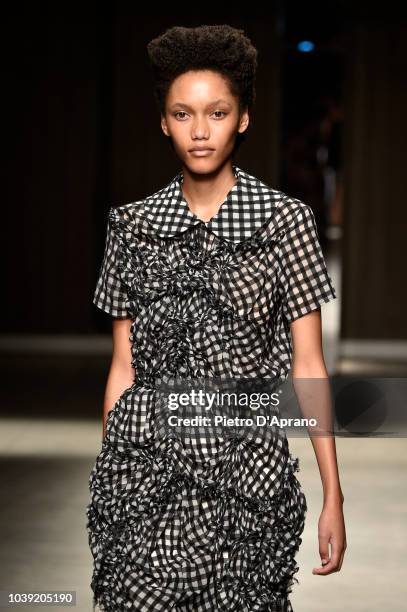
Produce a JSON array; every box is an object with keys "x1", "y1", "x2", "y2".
[{"x1": 147, "y1": 25, "x2": 258, "y2": 148}]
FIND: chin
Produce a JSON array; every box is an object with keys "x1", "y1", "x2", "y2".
[{"x1": 184, "y1": 157, "x2": 225, "y2": 175}]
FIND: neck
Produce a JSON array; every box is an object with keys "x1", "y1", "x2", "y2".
[{"x1": 180, "y1": 160, "x2": 237, "y2": 222}]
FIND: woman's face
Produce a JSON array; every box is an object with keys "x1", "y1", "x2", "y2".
[{"x1": 161, "y1": 70, "x2": 249, "y2": 173}]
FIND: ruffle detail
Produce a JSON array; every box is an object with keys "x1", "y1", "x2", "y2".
[
  {"x1": 108, "y1": 206, "x2": 289, "y2": 386},
  {"x1": 86, "y1": 406, "x2": 307, "y2": 612}
]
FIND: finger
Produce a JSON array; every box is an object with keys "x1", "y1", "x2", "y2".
[
  {"x1": 317, "y1": 534, "x2": 330, "y2": 568},
  {"x1": 337, "y1": 541, "x2": 347, "y2": 571},
  {"x1": 328, "y1": 535, "x2": 344, "y2": 570},
  {"x1": 315, "y1": 546, "x2": 344, "y2": 575},
  {"x1": 312, "y1": 561, "x2": 330, "y2": 575},
  {"x1": 312, "y1": 554, "x2": 331, "y2": 574}
]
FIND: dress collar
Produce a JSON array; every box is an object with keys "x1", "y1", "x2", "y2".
[{"x1": 142, "y1": 164, "x2": 282, "y2": 243}]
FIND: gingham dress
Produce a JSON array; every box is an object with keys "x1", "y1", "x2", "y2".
[{"x1": 86, "y1": 164, "x2": 337, "y2": 611}]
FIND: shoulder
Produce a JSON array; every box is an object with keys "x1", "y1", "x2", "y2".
[
  {"x1": 275, "y1": 192, "x2": 316, "y2": 230},
  {"x1": 108, "y1": 175, "x2": 175, "y2": 228},
  {"x1": 267, "y1": 191, "x2": 320, "y2": 254},
  {"x1": 265, "y1": 190, "x2": 316, "y2": 240},
  {"x1": 106, "y1": 198, "x2": 150, "y2": 241},
  {"x1": 109, "y1": 199, "x2": 145, "y2": 222},
  {"x1": 241, "y1": 167, "x2": 314, "y2": 232},
  {"x1": 106, "y1": 183, "x2": 172, "y2": 244}
]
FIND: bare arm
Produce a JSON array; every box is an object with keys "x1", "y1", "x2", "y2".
[
  {"x1": 290, "y1": 308, "x2": 347, "y2": 575},
  {"x1": 291, "y1": 309, "x2": 343, "y2": 504},
  {"x1": 102, "y1": 317, "x2": 135, "y2": 439}
]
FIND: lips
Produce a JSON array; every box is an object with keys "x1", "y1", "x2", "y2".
[{"x1": 189, "y1": 148, "x2": 214, "y2": 156}]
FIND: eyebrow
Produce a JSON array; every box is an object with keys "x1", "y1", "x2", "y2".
[{"x1": 170, "y1": 99, "x2": 232, "y2": 110}]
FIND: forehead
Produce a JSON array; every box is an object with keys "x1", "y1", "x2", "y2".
[{"x1": 167, "y1": 70, "x2": 236, "y2": 104}]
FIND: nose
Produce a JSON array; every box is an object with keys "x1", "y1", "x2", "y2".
[{"x1": 191, "y1": 116, "x2": 210, "y2": 140}]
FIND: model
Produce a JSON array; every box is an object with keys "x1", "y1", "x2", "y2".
[{"x1": 86, "y1": 24, "x2": 347, "y2": 612}]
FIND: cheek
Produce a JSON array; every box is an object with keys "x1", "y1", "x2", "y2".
[
  {"x1": 169, "y1": 121, "x2": 191, "y2": 144},
  {"x1": 212, "y1": 118, "x2": 240, "y2": 142},
  {"x1": 165, "y1": 125, "x2": 187, "y2": 152}
]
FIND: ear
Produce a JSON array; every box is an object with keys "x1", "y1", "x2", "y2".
[
  {"x1": 161, "y1": 114, "x2": 170, "y2": 137},
  {"x1": 238, "y1": 107, "x2": 250, "y2": 134}
]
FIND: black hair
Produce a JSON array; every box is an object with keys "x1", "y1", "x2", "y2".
[{"x1": 146, "y1": 24, "x2": 258, "y2": 154}]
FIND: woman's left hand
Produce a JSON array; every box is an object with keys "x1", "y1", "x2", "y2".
[{"x1": 312, "y1": 495, "x2": 347, "y2": 575}]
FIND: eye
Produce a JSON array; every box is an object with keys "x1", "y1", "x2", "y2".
[
  {"x1": 174, "y1": 111, "x2": 188, "y2": 120},
  {"x1": 173, "y1": 110, "x2": 227, "y2": 120}
]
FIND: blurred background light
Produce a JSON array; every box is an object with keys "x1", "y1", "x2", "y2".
[{"x1": 297, "y1": 39, "x2": 315, "y2": 52}]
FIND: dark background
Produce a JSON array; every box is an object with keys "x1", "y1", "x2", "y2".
[{"x1": 3, "y1": 3, "x2": 407, "y2": 356}]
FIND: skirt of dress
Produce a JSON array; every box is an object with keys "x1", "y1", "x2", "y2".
[{"x1": 86, "y1": 383, "x2": 308, "y2": 612}]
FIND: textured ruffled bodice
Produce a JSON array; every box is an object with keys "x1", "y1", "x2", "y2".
[{"x1": 108, "y1": 212, "x2": 292, "y2": 390}]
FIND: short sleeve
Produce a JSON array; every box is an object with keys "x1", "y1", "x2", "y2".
[
  {"x1": 280, "y1": 204, "x2": 337, "y2": 323},
  {"x1": 93, "y1": 207, "x2": 130, "y2": 318}
]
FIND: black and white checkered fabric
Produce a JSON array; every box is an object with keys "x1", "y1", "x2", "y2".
[{"x1": 86, "y1": 164, "x2": 337, "y2": 611}]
